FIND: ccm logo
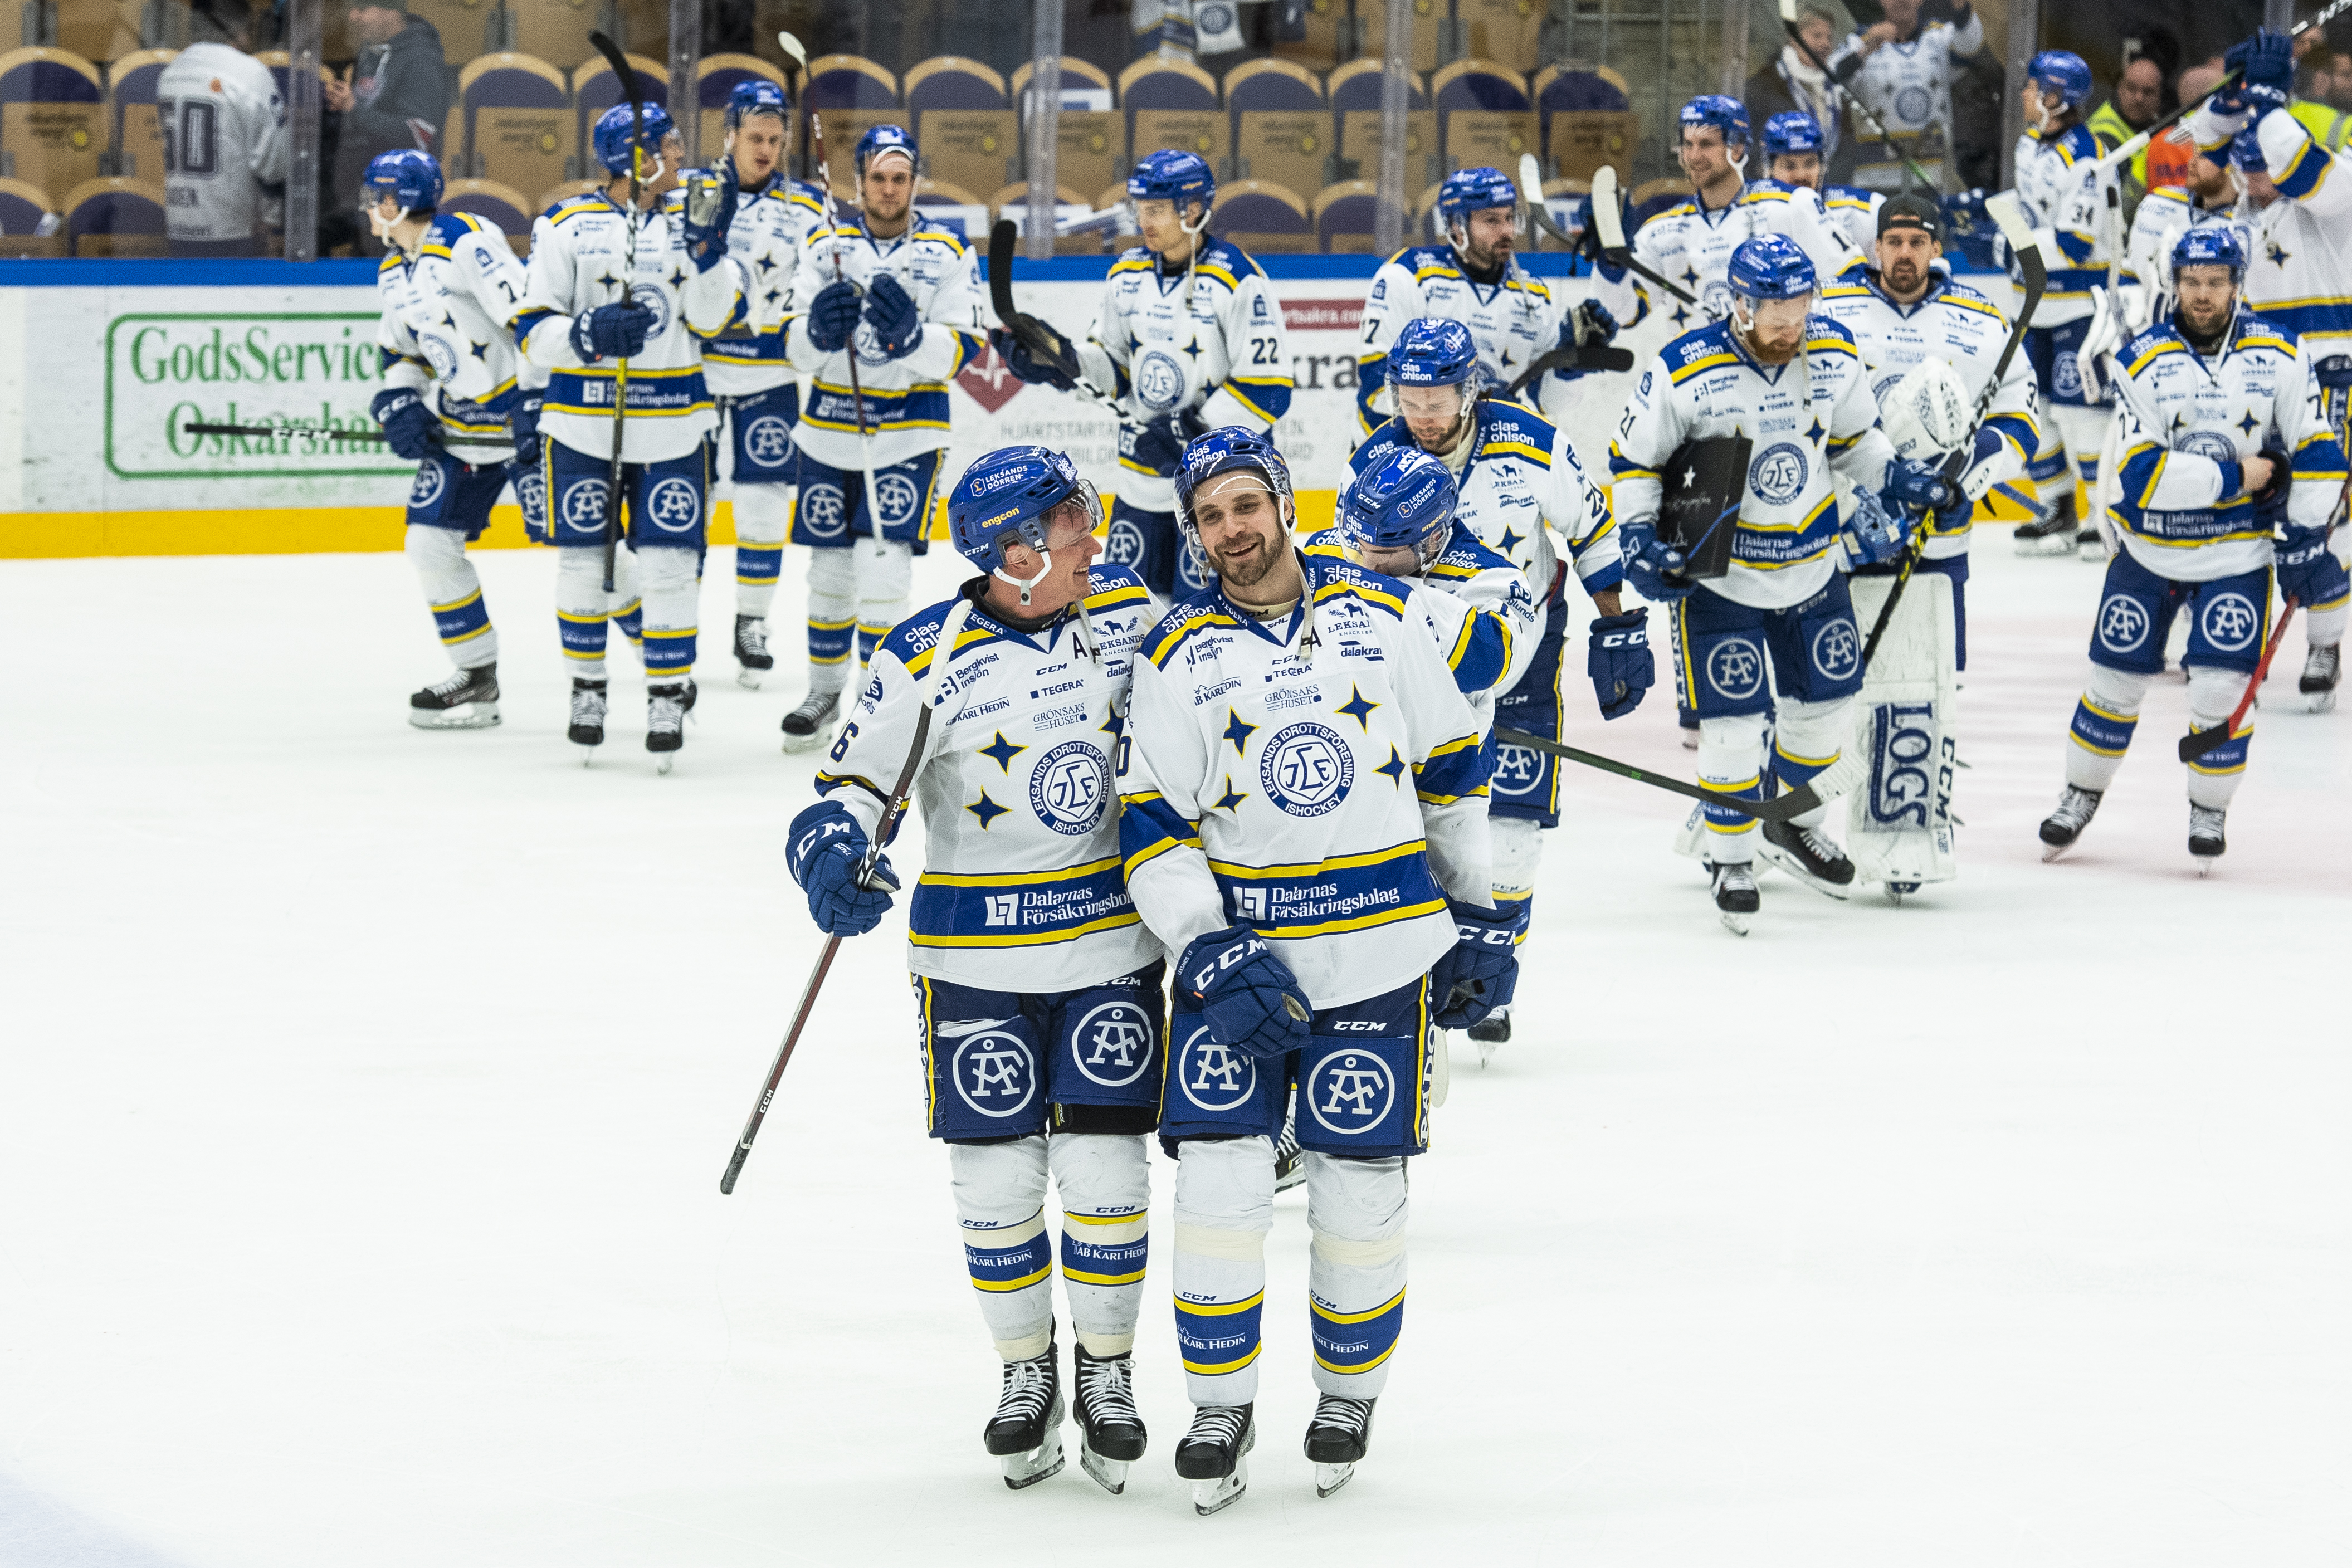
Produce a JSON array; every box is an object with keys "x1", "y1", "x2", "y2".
[
  {"x1": 1598, "y1": 628, "x2": 1647, "y2": 649},
  {"x1": 1329, "y1": 1019, "x2": 1387, "y2": 1032}
]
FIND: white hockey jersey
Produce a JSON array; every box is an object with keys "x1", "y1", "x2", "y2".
[
  {"x1": 701, "y1": 173, "x2": 827, "y2": 397},
  {"x1": 1072, "y1": 237, "x2": 1295, "y2": 511},
  {"x1": 2188, "y1": 105, "x2": 2352, "y2": 357},
  {"x1": 1610, "y1": 315, "x2": 1898, "y2": 609},
  {"x1": 1631, "y1": 182, "x2": 1862, "y2": 332},
  {"x1": 513, "y1": 187, "x2": 746, "y2": 462},
  {"x1": 2104, "y1": 310, "x2": 2347, "y2": 580},
  {"x1": 1826, "y1": 11, "x2": 1984, "y2": 139},
  {"x1": 1821, "y1": 184, "x2": 1884, "y2": 255},
  {"x1": 784, "y1": 212, "x2": 986, "y2": 468},
  {"x1": 377, "y1": 213, "x2": 542, "y2": 459},
  {"x1": 2007, "y1": 123, "x2": 2120, "y2": 325},
  {"x1": 817, "y1": 568, "x2": 1163, "y2": 991},
  {"x1": 2119, "y1": 183, "x2": 2245, "y2": 331},
  {"x1": 1300, "y1": 523, "x2": 1541, "y2": 731},
  {"x1": 1816, "y1": 270, "x2": 2038, "y2": 558},
  {"x1": 1118, "y1": 553, "x2": 1491, "y2": 1008},
  {"x1": 156, "y1": 42, "x2": 287, "y2": 247}
]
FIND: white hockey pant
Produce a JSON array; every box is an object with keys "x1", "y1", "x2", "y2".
[
  {"x1": 406, "y1": 525, "x2": 495, "y2": 669},
  {"x1": 1697, "y1": 697, "x2": 1848, "y2": 861},
  {"x1": 950, "y1": 1133, "x2": 1149, "y2": 1361},
  {"x1": 730, "y1": 480, "x2": 794, "y2": 621},
  {"x1": 804, "y1": 539, "x2": 912, "y2": 695},
  {"x1": 1489, "y1": 814, "x2": 1542, "y2": 919},
  {"x1": 2065, "y1": 661, "x2": 2252, "y2": 809},
  {"x1": 553, "y1": 545, "x2": 643, "y2": 683},
  {"x1": 2032, "y1": 403, "x2": 2111, "y2": 512}
]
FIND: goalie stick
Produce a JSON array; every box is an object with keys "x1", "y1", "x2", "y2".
[
  {"x1": 2179, "y1": 598, "x2": 2300, "y2": 762},
  {"x1": 1494, "y1": 726, "x2": 1863, "y2": 823},
  {"x1": 984, "y1": 218, "x2": 1138, "y2": 429},
  {"x1": 182, "y1": 422, "x2": 511, "y2": 448},
  {"x1": 587, "y1": 30, "x2": 642, "y2": 595},
  {"x1": 1775, "y1": 0, "x2": 1938, "y2": 192},
  {"x1": 1517, "y1": 156, "x2": 1698, "y2": 306}
]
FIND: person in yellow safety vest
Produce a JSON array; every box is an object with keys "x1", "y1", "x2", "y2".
[{"x1": 2089, "y1": 56, "x2": 2168, "y2": 216}]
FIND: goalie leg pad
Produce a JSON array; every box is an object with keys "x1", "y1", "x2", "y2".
[{"x1": 1845, "y1": 572, "x2": 1959, "y2": 886}]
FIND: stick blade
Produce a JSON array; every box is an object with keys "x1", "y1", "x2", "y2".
[
  {"x1": 774, "y1": 28, "x2": 807, "y2": 67},
  {"x1": 1590, "y1": 164, "x2": 1625, "y2": 251},
  {"x1": 987, "y1": 218, "x2": 1020, "y2": 318},
  {"x1": 1516, "y1": 151, "x2": 1545, "y2": 208}
]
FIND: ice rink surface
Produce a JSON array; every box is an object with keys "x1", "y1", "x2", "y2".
[{"x1": 2, "y1": 538, "x2": 2347, "y2": 1567}]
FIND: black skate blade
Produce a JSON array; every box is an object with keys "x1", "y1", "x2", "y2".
[
  {"x1": 999, "y1": 1428, "x2": 1065, "y2": 1491},
  {"x1": 1314, "y1": 1460, "x2": 1355, "y2": 1498},
  {"x1": 1079, "y1": 1435, "x2": 1127, "y2": 1495},
  {"x1": 2039, "y1": 840, "x2": 2071, "y2": 863}
]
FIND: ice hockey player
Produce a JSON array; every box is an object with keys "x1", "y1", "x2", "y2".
[
  {"x1": 2003, "y1": 50, "x2": 2124, "y2": 559},
  {"x1": 513, "y1": 102, "x2": 746, "y2": 766},
  {"x1": 694, "y1": 79, "x2": 826, "y2": 689},
  {"x1": 1610, "y1": 235, "x2": 1952, "y2": 929},
  {"x1": 1354, "y1": 165, "x2": 1626, "y2": 436},
  {"x1": 778, "y1": 124, "x2": 988, "y2": 749},
  {"x1": 1817, "y1": 192, "x2": 2039, "y2": 670},
  {"x1": 1760, "y1": 110, "x2": 1883, "y2": 257},
  {"x1": 2038, "y1": 227, "x2": 2347, "y2": 870},
  {"x1": 786, "y1": 446, "x2": 1163, "y2": 1495},
  {"x1": 1116, "y1": 428, "x2": 1512, "y2": 1511},
  {"x1": 996, "y1": 150, "x2": 1292, "y2": 599},
  {"x1": 1349, "y1": 318, "x2": 1642, "y2": 1038},
  {"x1": 1629, "y1": 96, "x2": 1861, "y2": 334},
  {"x1": 364, "y1": 150, "x2": 546, "y2": 730},
  {"x1": 155, "y1": 0, "x2": 287, "y2": 258},
  {"x1": 2119, "y1": 133, "x2": 2246, "y2": 333}
]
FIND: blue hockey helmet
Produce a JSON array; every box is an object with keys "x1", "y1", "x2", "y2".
[
  {"x1": 1726, "y1": 233, "x2": 1817, "y2": 305},
  {"x1": 360, "y1": 148, "x2": 441, "y2": 212},
  {"x1": 1761, "y1": 110, "x2": 1824, "y2": 162},
  {"x1": 725, "y1": 78, "x2": 789, "y2": 129},
  {"x1": 2231, "y1": 126, "x2": 2268, "y2": 170},
  {"x1": 855, "y1": 123, "x2": 918, "y2": 179},
  {"x1": 2172, "y1": 223, "x2": 2247, "y2": 282},
  {"x1": 946, "y1": 445, "x2": 1103, "y2": 594},
  {"x1": 1128, "y1": 148, "x2": 1216, "y2": 212},
  {"x1": 2026, "y1": 51, "x2": 2094, "y2": 113},
  {"x1": 1390, "y1": 316, "x2": 1482, "y2": 389},
  {"x1": 1678, "y1": 94, "x2": 1751, "y2": 149},
  {"x1": 1340, "y1": 446, "x2": 1458, "y2": 569},
  {"x1": 1437, "y1": 164, "x2": 1520, "y2": 231},
  {"x1": 1172, "y1": 427, "x2": 1295, "y2": 550},
  {"x1": 592, "y1": 101, "x2": 678, "y2": 175}
]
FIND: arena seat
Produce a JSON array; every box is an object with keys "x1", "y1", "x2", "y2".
[
  {"x1": 810, "y1": 109, "x2": 905, "y2": 199},
  {"x1": 913, "y1": 175, "x2": 987, "y2": 241},
  {"x1": 1018, "y1": 55, "x2": 1121, "y2": 197},
  {"x1": 801, "y1": 51, "x2": 896, "y2": 152},
  {"x1": 1629, "y1": 175, "x2": 1693, "y2": 227},
  {"x1": 1533, "y1": 64, "x2": 1636, "y2": 182},
  {"x1": 52, "y1": 0, "x2": 128, "y2": 68},
  {"x1": 1226, "y1": 57, "x2": 1326, "y2": 195},
  {"x1": 906, "y1": 57, "x2": 1017, "y2": 197},
  {"x1": 1010, "y1": 56, "x2": 1112, "y2": 110},
  {"x1": 694, "y1": 54, "x2": 785, "y2": 163},
  {"x1": 1311, "y1": 177, "x2": 1379, "y2": 252},
  {"x1": 990, "y1": 179, "x2": 1102, "y2": 252},
  {"x1": 1271, "y1": 0, "x2": 1346, "y2": 70},
  {"x1": 535, "y1": 177, "x2": 603, "y2": 213},
  {"x1": 456, "y1": 53, "x2": 571, "y2": 195},
  {"x1": 1433, "y1": 58, "x2": 1530, "y2": 113},
  {"x1": 1330, "y1": 60, "x2": 1431, "y2": 185},
  {"x1": 0, "y1": 48, "x2": 105, "y2": 201},
  {"x1": 61, "y1": 173, "x2": 163, "y2": 254},
  {"x1": 1434, "y1": 59, "x2": 1532, "y2": 178},
  {"x1": 1211, "y1": 178, "x2": 1310, "y2": 252},
  {"x1": 105, "y1": 48, "x2": 173, "y2": 182},
  {"x1": 0, "y1": 172, "x2": 55, "y2": 231},
  {"x1": 439, "y1": 177, "x2": 533, "y2": 241},
  {"x1": 1458, "y1": 0, "x2": 1546, "y2": 69},
  {"x1": 401, "y1": 0, "x2": 495, "y2": 60},
  {"x1": 1121, "y1": 56, "x2": 1224, "y2": 182},
  {"x1": 1358, "y1": 0, "x2": 1441, "y2": 74}
]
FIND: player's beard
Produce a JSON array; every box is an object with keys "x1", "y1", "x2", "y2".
[
  {"x1": 1881, "y1": 256, "x2": 1927, "y2": 299},
  {"x1": 1740, "y1": 324, "x2": 1802, "y2": 365},
  {"x1": 1214, "y1": 520, "x2": 1286, "y2": 591}
]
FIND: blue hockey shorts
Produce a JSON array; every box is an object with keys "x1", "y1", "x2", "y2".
[
  {"x1": 404, "y1": 450, "x2": 510, "y2": 541},
  {"x1": 1159, "y1": 976, "x2": 1431, "y2": 1159},
  {"x1": 1676, "y1": 575, "x2": 1866, "y2": 719},
  {"x1": 543, "y1": 439, "x2": 711, "y2": 549},
  {"x1": 915, "y1": 963, "x2": 1168, "y2": 1140},
  {"x1": 1489, "y1": 596, "x2": 1569, "y2": 827},
  {"x1": 789, "y1": 447, "x2": 939, "y2": 553},
  {"x1": 2088, "y1": 550, "x2": 2275, "y2": 676}
]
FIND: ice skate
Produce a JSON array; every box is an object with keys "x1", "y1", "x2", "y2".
[
  {"x1": 2189, "y1": 805, "x2": 2227, "y2": 875},
  {"x1": 983, "y1": 1343, "x2": 1065, "y2": 1491},
  {"x1": 780, "y1": 688, "x2": 840, "y2": 753},
  {"x1": 1756, "y1": 819, "x2": 1855, "y2": 899},
  {"x1": 2038, "y1": 785, "x2": 2101, "y2": 861},
  {"x1": 646, "y1": 682, "x2": 688, "y2": 774},
  {"x1": 1679, "y1": 719, "x2": 1699, "y2": 750},
  {"x1": 1304, "y1": 1394, "x2": 1375, "y2": 1498},
  {"x1": 2013, "y1": 502, "x2": 2076, "y2": 556},
  {"x1": 733, "y1": 614, "x2": 772, "y2": 689},
  {"x1": 1467, "y1": 1005, "x2": 1510, "y2": 1064},
  {"x1": 1272, "y1": 1111, "x2": 1304, "y2": 1193},
  {"x1": 1710, "y1": 862, "x2": 1757, "y2": 936},
  {"x1": 2075, "y1": 525, "x2": 2105, "y2": 561},
  {"x1": 407, "y1": 662, "x2": 500, "y2": 729},
  {"x1": 1071, "y1": 1345, "x2": 1146, "y2": 1494},
  {"x1": 2302, "y1": 644, "x2": 2339, "y2": 712},
  {"x1": 1174, "y1": 1402, "x2": 1253, "y2": 1516},
  {"x1": 567, "y1": 678, "x2": 608, "y2": 763}
]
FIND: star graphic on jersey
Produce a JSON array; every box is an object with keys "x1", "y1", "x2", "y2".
[
  {"x1": 2170, "y1": 409, "x2": 2189, "y2": 434},
  {"x1": 1222, "y1": 707, "x2": 1258, "y2": 754},
  {"x1": 2238, "y1": 411, "x2": 2262, "y2": 437},
  {"x1": 1337, "y1": 684, "x2": 1380, "y2": 731},
  {"x1": 1212, "y1": 775, "x2": 1248, "y2": 812},
  {"x1": 597, "y1": 272, "x2": 618, "y2": 291},
  {"x1": 1496, "y1": 525, "x2": 1525, "y2": 556},
  {"x1": 2267, "y1": 241, "x2": 2291, "y2": 267},
  {"x1": 1499, "y1": 346, "x2": 1516, "y2": 368},
  {"x1": 1183, "y1": 337, "x2": 1204, "y2": 361},
  {"x1": 469, "y1": 340, "x2": 489, "y2": 359},
  {"x1": 1680, "y1": 266, "x2": 1701, "y2": 287},
  {"x1": 1670, "y1": 305, "x2": 1691, "y2": 328},
  {"x1": 441, "y1": 312, "x2": 458, "y2": 329},
  {"x1": 1806, "y1": 417, "x2": 1826, "y2": 444},
  {"x1": 755, "y1": 255, "x2": 776, "y2": 275},
  {"x1": 765, "y1": 289, "x2": 782, "y2": 307},
  {"x1": 965, "y1": 790, "x2": 1009, "y2": 829},
  {"x1": 979, "y1": 730, "x2": 1027, "y2": 773},
  {"x1": 668, "y1": 266, "x2": 687, "y2": 288},
  {"x1": 1375, "y1": 745, "x2": 1407, "y2": 786},
  {"x1": 1099, "y1": 706, "x2": 1125, "y2": 741}
]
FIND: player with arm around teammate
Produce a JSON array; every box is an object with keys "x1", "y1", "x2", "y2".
[
  {"x1": 1610, "y1": 234, "x2": 1956, "y2": 929},
  {"x1": 785, "y1": 446, "x2": 1166, "y2": 1494},
  {"x1": 1117, "y1": 429, "x2": 1512, "y2": 1511},
  {"x1": 2037, "y1": 227, "x2": 2347, "y2": 870},
  {"x1": 363, "y1": 150, "x2": 547, "y2": 730}
]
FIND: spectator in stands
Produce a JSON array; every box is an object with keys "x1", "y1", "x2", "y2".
[
  {"x1": 2290, "y1": 48, "x2": 2352, "y2": 148},
  {"x1": 158, "y1": 0, "x2": 289, "y2": 257},
  {"x1": 1827, "y1": 0, "x2": 1983, "y2": 189},
  {"x1": 2090, "y1": 55, "x2": 2168, "y2": 217},
  {"x1": 1746, "y1": 6, "x2": 1859, "y2": 185},
  {"x1": 325, "y1": 0, "x2": 451, "y2": 248}
]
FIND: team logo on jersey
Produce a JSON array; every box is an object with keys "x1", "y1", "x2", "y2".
[
  {"x1": 1702, "y1": 280, "x2": 1734, "y2": 320},
  {"x1": 1895, "y1": 85, "x2": 1933, "y2": 126},
  {"x1": 559, "y1": 477, "x2": 609, "y2": 535},
  {"x1": 1029, "y1": 740, "x2": 1110, "y2": 835},
  {"x1": 645, "y1": 476, "x2": 702, "y2": 533},
  {"x1": 1174, "y1": 1022, "x2": 1257, "y2": 1112},
  {"x1": 2199, "y1": 590, "x2": 2260, "y2": 651},
  {"x1": 419, "y1": 333, "x2": 459, "y2": 380},
  {"x1": 875, "y1": 470, "x2": 922, "y2": 531},
  {"x1": 1070, "y1": 999, "x2": 1155, "y2": 1088},
  {"x1": 798, "y1": 481, "x2": 847, "y2": 539},
  {"x1": 1705, "y1": 636, "x2": 1765, "y2": 699},
  {"x1": 743, "y1": 414, "x2": 793, "y2": 468},
  {"x1": 407, "y1": 460, "x2": 447, "y2": 511},
  {"x1": 1105, "y1": 515, "x2": 1147, "y2": 565},
  {"x1": 1489, "y1": 742, "x2": 1544, "y2": 797},
  {"x1": 1749, "y1": 442, "x2": 1809, "y2": 505},
  {"x1": 1177, "y1": 541, "x2": 1212, "y2": 595},
  {"x1": 2097, "y1": 593, "x2": 2150, "y2": 652},
  {"x1": 2177, "y1": 430, "x2": 2239, "y2": 466},
  {"x1": 1810, "y1": 617, "x2": 1861, "y2": 681},
  {"x1": 1260, "y1": 722, "x2": 1355, "y2": 817},
  {"x1": 1135, "y1": 350, "x2": 1187, "y2": 412},
  {"x1": 2051, "y1": 349, "x2": 2083, "y2": 400},
  {"x1": 629, "y1": 281, "x2": 672, "y2": 341},
  {"x1": 949, "y1": 1025, "x2": 1037, "y2": 1118},
  {"x1": 1305, "y1": 1048, "x2": 1394, "y2": 1136}
]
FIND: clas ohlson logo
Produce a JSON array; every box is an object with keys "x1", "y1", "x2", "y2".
[{"x1": 105, "y1": 312, "x2": 411, "y2": 480}]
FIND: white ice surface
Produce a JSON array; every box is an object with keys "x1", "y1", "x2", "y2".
[{"x1": 1, "y1": 540, "x2": 2347, "y2": 1567}]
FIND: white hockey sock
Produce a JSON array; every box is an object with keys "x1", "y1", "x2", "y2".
[
  {"x1": 2065, "y1": 661, "x2": 2151, "y2": 793},
  {"x1": 1697, "y1": 712, "x2": 1772, "y2": 862},
  {"x1": 731, "y1": 481, "x2": 794, "y2": 621},
  {"x1": 2185, "y1": 663, "x2": 2252, "y2": 810},
  {"x1": 1489, "y1": 815, "x2": 1541, "y2": 924},
  {"x1": 1172, "y1": 1137, "x2": 1273, "y2": 1408},
  {"x1": 635, "y1": 544, "x2": 700, "y2": 683},
  {"x1": 554, "y1": 547, "x2": 621, "y2": 682},
  {"x1": 1048, "y1": 1132, "x2": 1150, "y2": 1358},
  {"x1": 406, "y1": 525, "x2": 495, "y2": 668},
  {"x1": 856, "y1": 538, "x2": 914, "y2": 669},
  {"x1": 1304, "y1": 1152, "x2": 1407, "y2": 1400},
  {"x1": 1773, "y1": 696, "x2": 1851, "y2": 830},
  {"x1": 2306, "y1": 597, "x2": 2348, "y2": 651},
  {"x1": 805, "y1": 546, "x2": 855, "y2": 695},
  {"x1": 949, "y1": 1137, "x2": 1055, "y2": 1360},
  {"x1": 2051, "y1": 404, "x2": 2109, "y2": 502}
]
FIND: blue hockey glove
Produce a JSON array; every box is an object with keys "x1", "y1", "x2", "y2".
[
  {"x1": 1619, "y1": 517, "x2": 1694, "y2": 603},
  {"x1": 2277, "y1": 522, "x2": 2335, "y2": 604},
  {"x1": 1885, "y1": 457, "x2": 1959, "y2": 513},
  {"x1": 681, "y1": 165, "x2": 740, "y2": 273},
  {"x1": 370, "y1": 388, "x2": 441, "y2": 461},
  {"x1": 1847, "y1": 487, "x2": 1915, "y2": 566},
  {"x1": 2227, "y1": 28, "x2": 2297, "y2": 97},
  {"x1": 1177, "y1": 925, "x2": 1313, "y2": 1061},
  {"x1": 1428, "y1": 898, "x2": 1526, "y2": 1030},
  {"x1": 806, "y1": 279, "x2": 863, "y2": 354},
  {"x1": 786, "y1": 800, "x2": 899, "y2": 937},
  {"x1": 1587, "y1": 607, "x2": 1654, "y2": 720},
  {"x1": 571, "y1": 301, "x2": 654, "y2": 362},
  {"x1": 991, "y1": 325, "x2": 1078, "y2": 390},
  {"x1": 506, "y1": 391, "x2": 543, "y2": 468},
  {"x1": 1123, "y1": 413, "x2": 1190, "y2": 477},
  {"x1": 862, "y1": 273, "x2": 925, "y2": 360},
  {"x1": 1571, "y1": 299, "x2": 1619, "y2": 346}
]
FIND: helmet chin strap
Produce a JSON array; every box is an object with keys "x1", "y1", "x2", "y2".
[
  {"x1": 367, "y1": 201, "x2": 412, "y2": 246},
  {"x1": 1729, "y1": 142, "x2": 1748, "y2": 179},
  {"x1": 996, "y1": 550, "x2": 1055, "y2": 608}
]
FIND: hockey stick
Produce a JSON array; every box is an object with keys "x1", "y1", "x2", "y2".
[
  {"x1": 773, "y1": 30, "x2": 808, "y2": 184},
  {"x1": 1776, "y1": 0, "x2": 1939, "y2": 192},
  {"x1": 182, "y1": 421, "x2": 510, "y2": 449},
  {"x1": 800, "y1": 94, "x2": 892, "y2": 549},
  {"x1": 984, "y1": 218, "x2": 1140, "y2": 429},
  {"x1": 1859, "y1": 192, "x2": 2044, "y2": 668},
  {"x1": 1518, "y1": 157, "x2": 1698, "y2": 306},
  {"x1": 1503, "y1": 340, "x2": 1636, "y2": 400},
  {"x1": 2178, "y1": 597, "x2": 2299, "y2": 762},
  {"x1": 2092, "y1": 0, "x2": 2352, "y2": 174},
  {"x1": 1494, "y1": 725, "x2": 1863, "y2": 822},
  {"x1": 588, "y1": 30, "x2": 642, "y2": 595}
]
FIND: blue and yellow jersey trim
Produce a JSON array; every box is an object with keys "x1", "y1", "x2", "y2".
[
  {"x1": 1413, "y1": 731, "x2": 1488, "y2": 805},
  {"x1": 417, "y1": 212, "x2": 485, "y2": 260},
  {"x1": 2276, "y1": 131, "x2": 2333, "y2": 200},
  {"x1": 1118, "y1": 790, "x2": 1202, "y2": 880},
  {"x1": 1670, "y1": 349, "x2": 1740, "y2": 384},
  {"x1": 1142, "y1": 601, "x2": 1243, "y2": 668}
]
